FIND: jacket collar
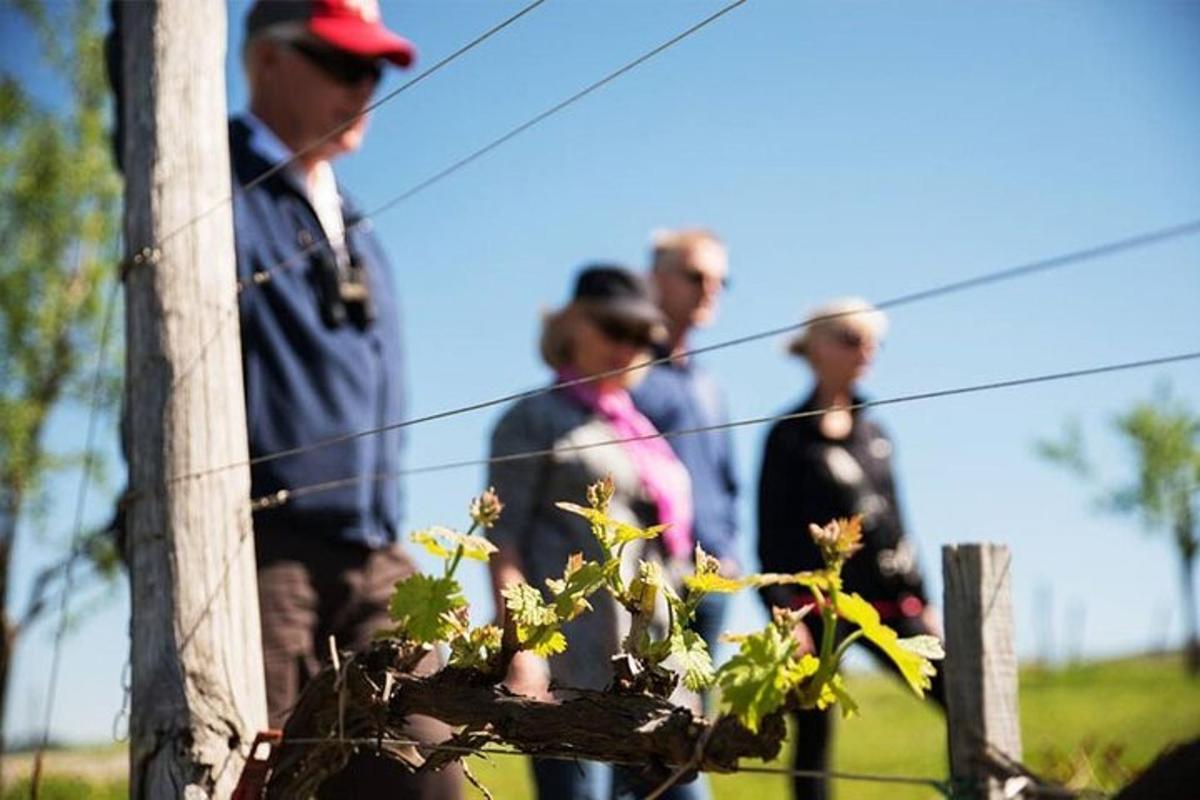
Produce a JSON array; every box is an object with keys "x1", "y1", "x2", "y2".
[
  {"x1": 239, "y1": 112, "x2": 292, "y2": 166},
  {"x1": 229, "y1": 115, "x2": 296, "y2": 192},
  {"x1": 228, "y1": 116, "x2": 366, "y2": 225}
]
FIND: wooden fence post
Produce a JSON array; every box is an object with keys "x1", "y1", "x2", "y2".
[
  {"x1": 942, "y1": 543, "x2": 1023, "y2": 800},
  {"x1": 120, "y1": 1, "x2": 267, "y2": 796}
]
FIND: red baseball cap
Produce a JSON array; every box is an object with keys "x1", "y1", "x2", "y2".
[{"x1": 246, "y1": 0, "x2": 416, "y2": 68}]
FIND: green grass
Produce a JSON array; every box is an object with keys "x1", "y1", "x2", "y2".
[
  {"x1": 1, "y1": 777, "x2": 125, "y2": 800},
  {"x1": 470, "y1": 654, "x2": 1200, "y2": 800},
  {"x1": 11, "y1": 654, "x2": 1198, "y2": 799},
  {"x1": 2, "y1": 743, "x2": 126, "y2": 800}
]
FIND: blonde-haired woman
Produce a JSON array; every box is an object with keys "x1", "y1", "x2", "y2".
[
  {"x1": 487, "y1": 265, "x2": 697, "y2": 800},
  {"x1": 756, "y1": 298, "x2": 945, "y2": 800}
]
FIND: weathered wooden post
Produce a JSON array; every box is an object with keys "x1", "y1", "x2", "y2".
[
  {"x1": 942, "y1": 543, "x2": 1023, "y2": 800},
  {"x1": 119, "y1": 1, "x2": 267, "y2": 797}
]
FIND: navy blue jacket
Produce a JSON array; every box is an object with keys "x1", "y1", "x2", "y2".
[
  {"x1": 230, "y1": 119, "x2": 405, "y2": 548},
  {"x1": 631, "y1": 352, "x2": 739, "y2": 560}
]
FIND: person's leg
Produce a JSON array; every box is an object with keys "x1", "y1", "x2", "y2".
[
  {"x1": 316, "y1": 542, "x2": 464, "y2": 799},
  {"x1": 643, "y1": 586, "x2": 720, "y2": 800},
  {"x1": 600, "y1": 586, "x2": 718, "y2": 800},
  {"x1": 690, "y1": 591, "x2": 729, "y2": 717},
  {"x1": 533, "y1": 757, "x2": 609, "y2": 800},
  {"x1": 255, "y1": 530, "x2": 321, "y2": 729},
  {"x1": 611, "y1": 764, "x2": 708, "y2": 800},
  {"x1": 791, "y1": 706, "x2": 833, "y2": 800},
  {"x1": 791, "y1": 613, "x2": 835, "y2": 800},
  {"x1": 690, "y1": 592, "x2": 729, "y2": 662}
]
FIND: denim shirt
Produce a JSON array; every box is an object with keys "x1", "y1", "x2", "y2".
[
  {"x1": 631, "y1": 352, "x2": 739, "y2": 560},
  {"x1": 230, "y1": 118, "x2": 405, "y2": 548}
]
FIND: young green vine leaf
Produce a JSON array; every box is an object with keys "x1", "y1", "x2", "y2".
[
  {"x1": 381, "y1": 488, "x2": 942, "y2": 738},
  {"x1": 751, "y1": 570, "x2": 836, "y2": 594},
  {"x1": 714, "y1": 516, "x2": 943, "y2": 725},
  {"x1": 448, "y1": 624, "x2": 504, "y2": 671},
  {"x1": 684, "y1": 571, "x2": 748, "y2": 596},
  {"x1": 386, "y1": 574, "x2": 467, "y2": 644},
  {"x1": 683, "y1": 543, "x2": 750, "y2": 595},
  {"x1": 412, "y1": 526, "x2": 497, "y2": 563},
  {"x1": 669, "y1": 629, "x2": 715, "y2": 692},
  {"x1": 717, "y1": 622, "x2": 818, "y2": 732},
  {"x1": 833, "y1": 592, "x2": 941, "y2": 696},
  {"x1": 502, "y1": 582, "x2": 568, "y2": 657},
  {"x1": 822, "y1": 673, "x2": 859, "y2": 718},
  {"x1": 555, "y1": 502, "x2": 666, "y2": 549},
  {"x1": 385, "y1": 490, "x2": 505, "y2": 668},
  {"x1": 545, "y1": 552, "x2": 608, "y2": 621}
]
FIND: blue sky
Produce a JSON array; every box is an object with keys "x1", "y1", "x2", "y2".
[{"x1": 2, "y1": 0, "x2": 1197, "y2": 744}]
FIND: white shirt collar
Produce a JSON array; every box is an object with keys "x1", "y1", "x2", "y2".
[
  {"x1": 238, "y1": 111, "x2": 338, "y2": 191},
  {"x1": 239, "y1": 112, "x2": 349, "y2": 264}
]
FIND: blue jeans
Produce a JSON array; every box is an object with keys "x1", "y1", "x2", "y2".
[
  {"x1": 529, "y1": 592, "x2": 728, "y2": 800},
  {"x1": 691, "y1": 589, "x2": 730, "y2": 714},
  {"x1": 691, "y1": 591, "x2": 729, "y2": 654},
  {"x1": 612, "y1": 766, "x2": 710, "y2": 800},
  {"x1": 532, "y1": 755, "x2": 711, "y2": 800},
  {"x1": 614, "y1": 588, "x2": 727, "y2": 800},
  {"x1": 532, "y1": 757, "x2": 608, "y2": 800}
]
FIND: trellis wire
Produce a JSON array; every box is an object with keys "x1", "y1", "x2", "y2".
[
  {"x1": 67, "y1": 2, "x2": 561, "y2": 696},
  {"x1": 163, "y1": 0, "x2": 750, "y2": 395},
  {"x1": 171, "y1": 349, "x2": 1199, "y2": 655},
  {"x1": 178, "y1": 338, "x2": 1151, "y2": 652},
  {"x1": 167, "y1": 0, "x2": 748, "y2": 660},
  {"x1": 26, "y1": 0, "x2": 1169, "y2": 791},
  {"x1": 239, "y1": 0, "x2": 748, "y2": 293},
  {"x1": 279, "y1": 734, "x2": 1105, "y2": 798},
  {"x1": 250, "y1": 350, "x2": 1200, "y2": 510},
  {"x1": 280, "y1": 735, "x2": 949, "y2": 792},
  {"x1": 30, "y1": 267, "x2": 123, "y2": 797},
  {"x1": 170, "y1": 216, "x2": 1200, "y2": 487}
]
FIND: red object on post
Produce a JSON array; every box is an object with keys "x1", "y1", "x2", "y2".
[{"x1": 231, "y1": 730, "x2": 283, "y2": 800}]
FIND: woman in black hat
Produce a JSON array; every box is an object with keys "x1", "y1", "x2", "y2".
[{"x1": 485, "y1": 265, "x2": 698, "y2": 800}]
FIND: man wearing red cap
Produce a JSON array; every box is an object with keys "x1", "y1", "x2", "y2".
[{"x1": 234, "y1": 2, "x2": 461, "y2": 796}]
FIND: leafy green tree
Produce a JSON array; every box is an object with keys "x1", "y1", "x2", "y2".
[
  {"x1": 1037, "y1": 385, "x2": 1200, "y2": 673},
  {"x1": 0, "y1": 0, "x2": 121, "y2": 760}
]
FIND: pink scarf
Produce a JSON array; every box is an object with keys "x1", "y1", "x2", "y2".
[{"x1": 561, "y1": 372, "x2": 694, "y2": 558}]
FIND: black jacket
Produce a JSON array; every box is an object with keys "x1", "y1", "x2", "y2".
[{"x1": 756, "y1": 392, "x2": 928, "y2": 615}]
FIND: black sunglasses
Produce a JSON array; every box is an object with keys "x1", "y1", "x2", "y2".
[
  {"x1": 829, "y1": 328, "x2": 878, "y2": 350},
  {"x1": 288, "y1": 40, "x2": 383, "y2": 87}
]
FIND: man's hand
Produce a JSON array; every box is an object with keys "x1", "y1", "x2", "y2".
[
  {"x1": 920, "y1": 605, "x2": 943, "y2": 639},
  {"x1": 503, "y1": 650, "x2": 550, "y2": 700},
  {"x1": 790, "y1": 618, "x2": 816, "y2": 655}
]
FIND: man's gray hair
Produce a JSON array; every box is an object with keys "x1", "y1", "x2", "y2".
[
  {"x1": 242, "y1": 20, "x2": 309, "y2": 74},
  {"x1": 650, "y1": 227, "x2": 724, "y2": 272}
]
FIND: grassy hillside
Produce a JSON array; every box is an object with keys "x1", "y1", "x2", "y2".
[{"x1": 7, "y1": 654, "x2": 1198, "y2": 799}]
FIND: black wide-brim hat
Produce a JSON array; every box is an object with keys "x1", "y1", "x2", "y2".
[{"x1": 572, "y1": 264, "x2": 667, "y2": 340}]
